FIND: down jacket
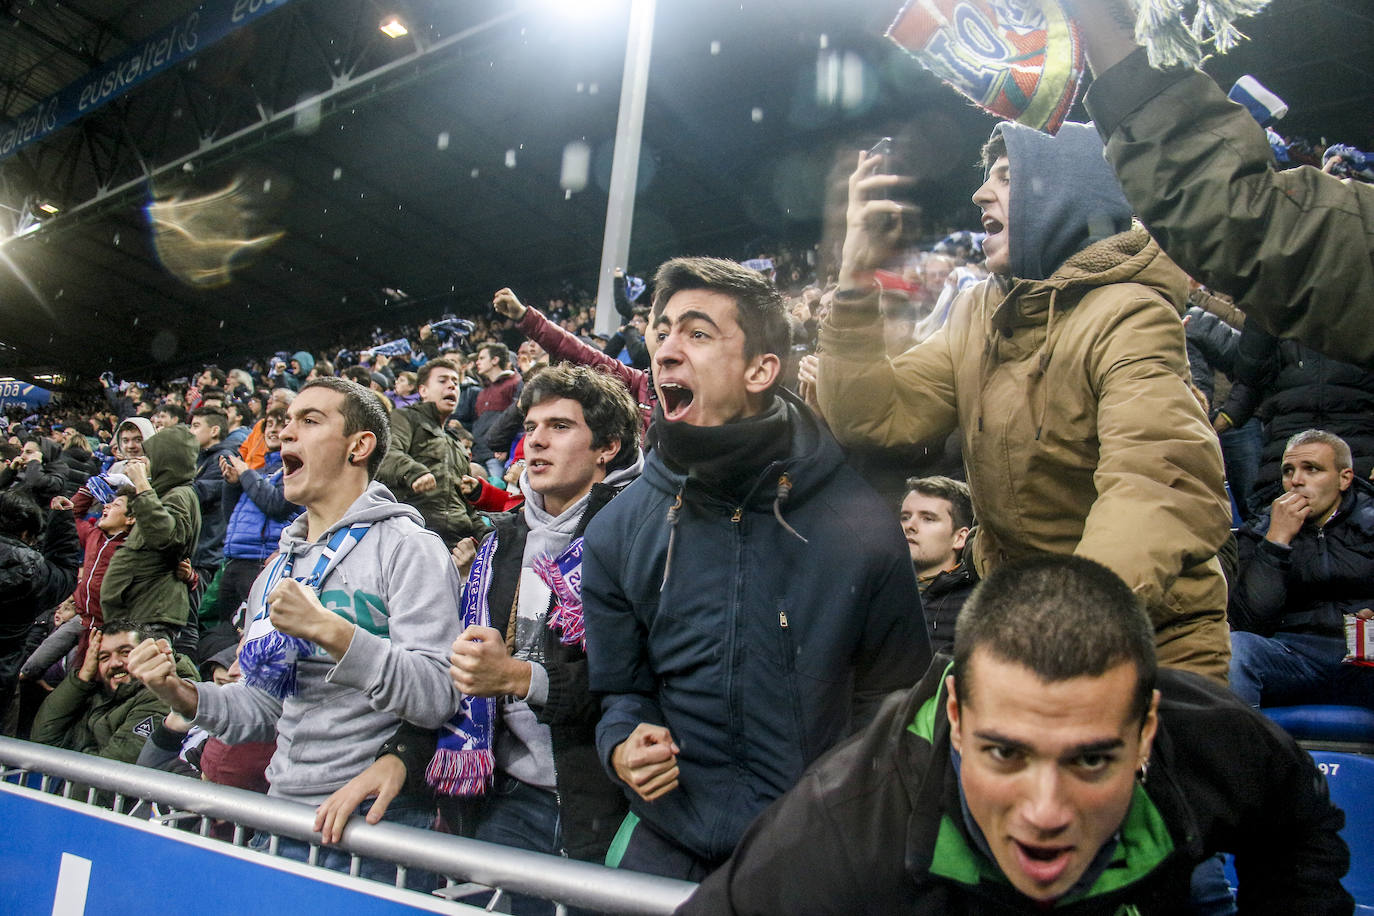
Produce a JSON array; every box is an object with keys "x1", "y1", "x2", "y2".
[
  {"x1": 1216, "y1": 325, "x2": 1374, "y2": 498},
  {"x1": 1230, "y1": 476, "x2": 1374, "y2": 639},
  {"x1": 819, "y1": 228, "x2": 1232, "y2": 683},
  {"x1": 221, "y1": 451, "x2": 302, "y2": 561}
]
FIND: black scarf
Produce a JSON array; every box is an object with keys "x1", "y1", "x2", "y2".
[{"x1": 651, "y1": 396, "x2": 791, "y2": 501}]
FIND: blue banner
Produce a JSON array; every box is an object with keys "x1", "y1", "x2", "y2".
[
  {"x1": 0, "y1": 783, "x2": 475, "y2": 915},
  {"x1": 0, "y1": 0, "x2": 298, "y2": 162},
  {"x1": 0, "y1": 381, "x2": 52, "y2": 410}
]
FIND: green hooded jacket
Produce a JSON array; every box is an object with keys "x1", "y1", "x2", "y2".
[
  {"x1": 100, "y1": 425, "x2": 202, "y2": 628},
  {"x1": 32, "y1": 652, "x2": 200, "y2": 804}
]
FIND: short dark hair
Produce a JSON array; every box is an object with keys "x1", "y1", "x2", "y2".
[
  {"x1": 154, "y1": 404, "x2": 188, "y2": 424},
  {"x1": 953, "y1": 555, "x2": 1157, "y2": 727},
  {"x1": 99, "y1": 617, "x2": 171, "y2": 645},
  {"x1": 190, "y1": 407, "x2": 227, "y2": 441},
  {"x1": 904, "y1": 475, "x2": 973, "y2": 532},
  {"x1": 0, "y1": 490, "x2": 43, "y2": 539},
  {"x1": 980, "y1": 131, "x2": 1008, "y2": 171},
  {"x1": 519, "y1": 364, "x2": 641, "y2": 473},
  {"x1": 651, "y1": 257, "x2": 791, "y2": 368},
  {"x1": 200, "y1": 367, "x2": 228, "y2": 386},
  {"x1": 299, "y1": 377, "x2": 391, "y2": 479},
  {"x1": 113, "y1": 484, "x2": 138, "y2": 502},
  {"x1": 341, "y1": 366, "x2": 372, "y2": 387},
  {"x1": 418, "y1": 357, "x2": 461, "y2": 388},
  {"x1": 480, "y1": 342, "x2": 511, "y2": 370}
]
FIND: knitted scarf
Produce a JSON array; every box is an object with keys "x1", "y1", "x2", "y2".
[
  {"x1": 237, "y1": 523, "x2": 371, "y2": 699},
  {"x1": 425, "y1": 532, "x2": 498, "y2": 796},
  {"x1": 885, "y1": 0, "x2": 1272, "y2": 135}
]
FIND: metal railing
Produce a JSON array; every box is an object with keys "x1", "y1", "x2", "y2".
[{"x1": 0, "y1": 736, "x2": 696, "y2": 915}]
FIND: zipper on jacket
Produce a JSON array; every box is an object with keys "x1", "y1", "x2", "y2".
[
  {"x1": 731, "y1": 507, "x2": 742, "y2": 523},
  {"x1": 779, "y1": 609, "x2": 788, "y2": 628}
]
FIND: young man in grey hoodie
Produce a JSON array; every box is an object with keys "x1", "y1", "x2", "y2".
[
  {"x1": 130, "y1": 377, "x2": 463, "y2": 883},
  {"x1": 316, "y1": 365, "x2": 645, "y2": 913}
]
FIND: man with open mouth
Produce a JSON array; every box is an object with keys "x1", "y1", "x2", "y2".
[
  {"x1": 376, "y1": 356, "x2": 484, "y2": 549},
  {"x1": 129, "y1": 377, "x2": 462, "y2": 887},
  {"x1": 581, "y1": 255, "x2": 930, "y2": 881},
  {"x1": 820, "y1": 122, "x2": 1231, "y2": 686},
  {"x1": 678, "y1": 556, "x2": 1351, "y2": 915}
]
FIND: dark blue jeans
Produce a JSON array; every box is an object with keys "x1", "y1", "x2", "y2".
[
  {"x1": 1229, "y1": 631, "x2": 1346, "y2": 708},
  {"x1": 463, "y1": 773, "x2": 571, "y2": 916},
  {"x1": 1219, "y1": 418, "x2": 1263, "y2": 525},
  {"x1": 250, "y1": 793, "x2": 438, "y2": 891}
]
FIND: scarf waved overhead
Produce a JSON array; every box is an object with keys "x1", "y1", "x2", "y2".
[
  {"x1": 885, "y1": 0, "x2": 1271, "y2": 134},
  {"x1": 237, "y1": 523, "x2": 372, "y2": 699},
  {"x1": 426, "y1": 532, "x2": 498, "y2": 796}
]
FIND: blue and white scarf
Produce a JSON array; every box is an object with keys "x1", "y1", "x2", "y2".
[
  {"x1": 426, "y1": 533, "x2": 498, "y2": 796},
  {"x1": 237, "y1": 523, "x2": 372, "y2": 699}
]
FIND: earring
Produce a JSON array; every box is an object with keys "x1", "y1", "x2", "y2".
[{"x1": 1136, "y1": 757, "x2": 1150, "y2": 784}]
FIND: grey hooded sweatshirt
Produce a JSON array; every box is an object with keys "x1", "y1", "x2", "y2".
[{"x1": 192, "y1": 480, "x2": 463, "y2": 803}]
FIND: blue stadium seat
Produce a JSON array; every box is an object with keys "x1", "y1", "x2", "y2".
[
  {"x1": 1311, "y1": 751, "x2": 1374, "y2": 906},
  {"x1": 1263, "y1": 704, "x2": 1374, "y2": 751}
]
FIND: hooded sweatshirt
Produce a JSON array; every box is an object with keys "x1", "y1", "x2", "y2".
[
  {"x1": 99, "y1": 425, "x2": 202, "y2": 629},
  {"x1": 191, "y1": 480, "x2": 463, "y2": 804},
  {"x1": 819, "y1": 122, "x2": 1232, "y2": 683},
  {"x1": 993, "y1": 121, "x2": 1133, "y2": 282},
  {"x1": 107, "y1": 417, "x2": 157, "y2": 478}
]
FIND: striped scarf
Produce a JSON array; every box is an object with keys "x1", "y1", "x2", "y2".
[
  {"x1": 426, "y1": 532, "x2": 498, "y2": 796},
  {"x1": 237, "y1": 523, "x2": 371, "y2": 699}
]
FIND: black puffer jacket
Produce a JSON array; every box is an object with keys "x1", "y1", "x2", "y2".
[
  {"x1": 1230, "y1": 476, "x2": 1374, "y2": 638},
  {"x1": 921, "y1": 560, "x2": 978, "y2": 657},
  {"x1": 1218, "y1": 326, "x2": 1374, "y2": 500}
]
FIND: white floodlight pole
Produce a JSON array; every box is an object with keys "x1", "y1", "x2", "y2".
[{"x1": 595, "y1": 0, "x2": 656, "y2": 337}]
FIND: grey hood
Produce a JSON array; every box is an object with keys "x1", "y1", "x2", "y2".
[{"x1": 993, "y1": 120, "x2": 1133, "y2": 281}]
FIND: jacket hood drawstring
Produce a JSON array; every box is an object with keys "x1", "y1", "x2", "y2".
[
  {"x1": 658, "y1": 472, "x2": 810, "y2": 593},
  {"x1": 659, "y1": 486, "x2": 685, "y2": 593},
  {"x1": 773, "y1": 473, "x2": 808, "y2": 545}
]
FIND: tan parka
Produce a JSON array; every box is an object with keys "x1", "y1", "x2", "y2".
[{"x1": 819, "y1": 227, "x2": 1232, "y2": 682}]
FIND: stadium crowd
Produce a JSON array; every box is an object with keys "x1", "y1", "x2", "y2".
[{"x1": 2, "y1": 11, "x2": 1372, "y2": 915}]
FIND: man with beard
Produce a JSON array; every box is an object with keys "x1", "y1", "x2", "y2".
[{"x1": 32, "y1": 619, "x2": 195, "y2": 772}]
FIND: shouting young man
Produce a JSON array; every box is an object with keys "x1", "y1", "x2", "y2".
[
  {"x1": 583, "y1": 256, "x2": 929, "y2": 880},
  {"x1": 129, "y1": 377, "x2": 462, "y2": 883}
]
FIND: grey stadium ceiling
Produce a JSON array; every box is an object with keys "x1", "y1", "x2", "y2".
[{"x1": 0, "y1": 0, "x2": 1368, "y2": 384}]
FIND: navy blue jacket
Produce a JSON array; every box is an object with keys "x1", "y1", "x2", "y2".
[
  {"x1": 221, "y1": 452, "x2": 302, "y2": 561},
  {"x1": 1231, "y1": 476, "x2": 1374, "y2": 639},
  {"x1": 583, "y1": 394, "x2": 930, "y2": 863}
]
